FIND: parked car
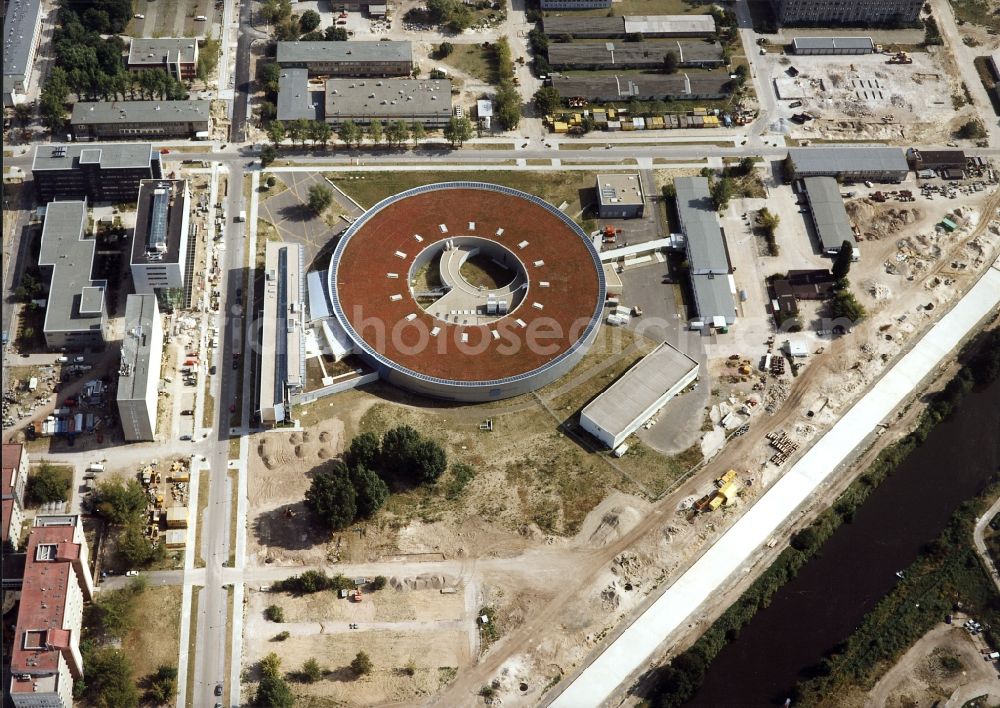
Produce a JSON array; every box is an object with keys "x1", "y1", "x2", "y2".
[
  {"x1": 125, "y1": 570, "x2": 139, "y2": 577},
  {"x1": 180, "y1": 434, "x2": 192, "y2": 441},
  {"x1": 180, "y1": 409, "x2": 194, "y2": 416},
  {"x1": 215, "y1": 685, "x2": 223, "y2": 697}
]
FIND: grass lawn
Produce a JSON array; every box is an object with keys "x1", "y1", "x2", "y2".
[
  {"x1": 202, "y1": 391, "x2": 215, "y2": 430},
  {"x1": 952, "y1": 0, "x2": 1000, "y2": 31},
  {"x1": 25, "y1": 463, "x2": 73, "y2": 508},
  {"x1": 438, "y1": 43, "x2": 497, "y2": 84},
  {"x1": 327, "y1": 169, "x2": 621, "y2": 228},
  {"x1": 194, "y1": 466, "x2": 209, "y2": 567},
  {"x1": 185, "y1": 586, "x2": 201, "y2": 704},
  {"x1": 123, "y1": 585, "x2": 183, "y2": 682}
]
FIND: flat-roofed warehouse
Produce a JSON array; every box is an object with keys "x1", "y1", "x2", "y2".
[
  {"x1": 71, "y1": 100, "x2": 211, "y2": 141},
  {"x1": 791, "y1": 37, "x2": 874, "y2": 55},
  {"x1": 801, "y1": 177, "x2": 857, "y2": 255},
  {"x1": 127, "y1": 37, "x2": 199, "y2": 80},
  {"x1": 324, "y1": 78, "x2": 452, "y2": 127},
  {"x1": 116, "y1": 294, "x2": 163, "y2": 442},
  {"x1": 259, "y1": 242, "x2": 306, "y2": 426},
  {"x1": 909, "y1": 149, "x2": 966, "y2": 171},
  {"x1": 547, "y1": 40, "x2": 724, "y2": 70},
  {"x1": 37, "y1": 200, "x2": 109, "y2": 350},
  {"x1": 596, "y1": 174, "x2": 644, "y2": 218},
  {"x1": 785, "y1": 147, "x2": 909, "y2": 183},
  {"x1": 551, "y1": 72, "x2": 730, "y2": 101},
  {"x1": 543, "y1": 14, "x2": 715, "y2": 39},
  {"x1": 277, "y1": 68, "x2": 323, "y2": 122},
  {"x1": 2, "y1": 0, "x2": 43, "y2": 106},
  {"x1": 674, "y1": 176, "x2": 736, "y2": 328},
  {"x1": 276, "y1": 40, "x2": 413, "y2": 76},
  {"x1": 580, "y1": 341, "x2": 699, "y2": 448}
]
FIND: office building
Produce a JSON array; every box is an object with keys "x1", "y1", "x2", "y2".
[
  {"x1": 116, "y1": 295, "x2": 163, "y2": 442},
  {"x1": 547, "y1": 40, "x2": 724, "y2": 70},
  {"x1": 8, "y1": 515, "x2": 94, "y2": 708},
  {"x1": 580, "y1": 342, "x2": 699, "y2": 448},
  {"x1": 71, "y1": 100, "x2": 211, "y2": 141},
  {"x1": 130, "y1": 179, "x2": 191, "y2": 295},
  {"x1": 323, "y1": 78, "x2": 452, "y2": 127},
  {"x1": 127, "y1": 37, "x2": 200, "y2": 80},
  {"x1": 801, "y1": 177, "x2": 857, "y2": 255},
  {"x1": 596, "y1": 174, "x2": 644, "y2": 218},
  {"x1": 37, "y1": 201, "x2": 109, "y2": 350},
  {"x1": 674, "y1": 176, "x2": 736, "y2": 328},
  {"x1": 2, "y1": 444, "x2": 29, "y2": 551},
  {"x1": 770, "y1": 0, "x2": 921, "y2": 26},
  {"x1": 785, "y1": 147, "x2": 909, "y2": 183},
  {"x1": 32, "y1": 144, "x2": 163, "y2": 203},
  {"x1": 259, "y1": 242, "x2": 305, "y2": 425},
  {"x1": 276, "y1": 40, "x2": 413, "y2": 76},
  {"x1": 551, "y1": 72, "x2": 730, "y2": 102},
  {"x1": 2, "y1": 0, "x2": 43, "y2": 106},
  {"x1": 277, "y1": 68, "x2": 323, "y2": 122}
]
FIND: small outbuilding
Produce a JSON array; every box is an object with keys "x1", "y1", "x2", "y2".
[
  {"x1": 165, "y1": 506, "x2": 188, "y2": 529},
  {"x1": 596, "y1": 174, "x2": 644, "y2": 219}
]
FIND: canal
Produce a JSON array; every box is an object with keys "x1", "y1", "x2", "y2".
[{"x1": 689, "y1": 374, "x2": 1000, "y2": 706}]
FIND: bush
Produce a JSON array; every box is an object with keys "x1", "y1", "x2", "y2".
[
  {"x1": 436, "y1": 41, "x2": 454, "y2": 58},
  {"x1": 94, "y1": 478, "x2": 147, "y2": 525},
  {"x1": 82, "y1": 645, "x2": 139, "y2": 708},
  {"x1": 444, "y1": 463, "x2": 476, "y2": 499},
  {"x1": 146, "y1": 665, "x2": 177, "y2": 704},
  {"x1": 272, "y1": 631, "x2": 290, "y2": 641},
  {"x1": 351, "y1": 651, "x2": 373, "y2": 676},
  {"x1": 370, "y1": 575, "x2": 387, "y2": 591},
  {"x1": 957, "y1": 119, "x2": 986, "y2": 140},
  {"x1": 271, "y1": 570, "x2": 354, "y2": 595},
  {"x1": 264, "y1": 604, "x2": 285, "y2": 622},
  {"x1": 260, "y1": 145, "x2": 277, "y2": 168},
  {"x1": 301, "y1": 657, "x2": 323, "y2": 683},
  {"x1": 26, "y1": 464, "x2": 70, "y2": 505}
]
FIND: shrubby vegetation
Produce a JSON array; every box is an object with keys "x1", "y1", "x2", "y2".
[
  {"x1": 93, "y1": 478, "x2": 164, "y2": 566},
  {"x1": 255, "y1": 653, "x2": 294, "y2": 707},
  {"x1": 648, "y1": 328, "x2": 1000, "y2": 707},
  {"x1": 26, "y1": 463, "x2": 70, "y2": 505},
  {"x1": 271, "y1": 570, "x2": 355, "y2": 595}
]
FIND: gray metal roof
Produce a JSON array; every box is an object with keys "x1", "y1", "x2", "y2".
[
  {"x1": 597, "y1": 174, "x2": 643, "y2": 207},
  {"x1": 675, "y1": 176, "x2": 729, "y2": 271},
  {"x1": 792, "y1": 36, "x2": 874, "y2": 50},
  {"x1": 324, "y1": 78, "x2": 452, "y2": 122},
  {"x1": 277, "y1": 68, "x2": 322, "y2": 121},
  {"x1": 132, "y1": 180, "x2": 188, "y2": 266},
  {"x1": 2, "y1": 0, "x2": 42, "y2": 84},
  {"x1": 127, "y1": 37, "x2": 198, "y2": 66},
  {"x1": 277, "y1": 40, "x2": 412, "y2": 65},
  {"x1": 32, "y1": 143, "x2": 158, "y2": 172},
  {"x1": 803, "y1": 176, "x2": 855, "y2": 252},
  {"x1": 116, "y1": 294, "x2": 159, "y2": 403},
  {"x1": 691, "y1": 272, "x2": 735, "y2": 324},
  {"x1": 71, "y1": 100, "x2": 211, "y2": 125},
  {"x1": 548, "y1": 40, "x2": 722, "y2": 68},
  {"x1": 581, "y1": 341, "x2": 699, "y2": 440},
  {"x1": 306, "y1": 269, "x2": 332, "y2": 321},
  {"x1": 543, "y1": 16, "x2": 625, "y2": 37},
  {"x1": 550, "y1": 72, "x2": 730, "y2": 100},
  {"x1": 623, "y1": 15, "x2": 716, "y2": 35},
  {"x1": 37, "y1": 201, "x2": 106, "y2": 335},
  {"x1": 787, "y1": 147, "x2": 909, "y2": 176}
]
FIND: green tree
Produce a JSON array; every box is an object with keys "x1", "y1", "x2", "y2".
[
  {"x1": 738, "y1": 156, "x2": 756, "y2": 176},
  {"x1": 957, "y1": 119, "x2": 986, "y2": 140},
  {"x1": 663, "y1": 50, "x2": 679, "y2": 74},
  {"x1": 830, "y1": 289, "x2": 865, "y2": 322},
  {"x1": 410, "y1": 121, "x2": 425, "y2": 146},
  {"x1": 94, "y1": 478, "x2": 147, "y2": 525},
  {"x1": 710, "y1": 177, "x2": 734, "y2": 211},
  {"x1": 286, "y1": 118, "x2": 307, "y2": 147},
  {"x1": 532, "y1": 86, "x2": 561, "y2": 114},
  {"x1": 436, "y1": 41, "x2": 454, "y2": 58},
  {"x1": 386, "y1": 119, "x2": 409, "y2": 147},
  {"x1": 260, "y1": 144, "x2": 278, "y2": 167},
  {"x1": 147, "y1": 665, "x2": 177, "y2": 704},
  {"x1": 349, "y1": 465, "x2": 389, "y2": 518},
  {"x1": 299, "y1": 9, "x2": 321, "y2": 32},
  {"x1": 306, "y1": 184, "x2": 334, "y2": 215},
  {"x1": 26, "y1": 464, "x2": 69, "y2": 504},
  {"x1": 345, "y1": 431, "x2": 381, "y2": 470},
  {"x1": 351, "y1": 651, "x2": 373, "y2": 676},
  {"x1": 264, "y1": 604, "x2": 285, "y2": 622},
  {"x1": 12, "y1": 103, "x2": 33, "y2": 126},
  {"x1": 325, "y1": 25, "x2": 348, "y2": 40},
  {"x1": 758, "y1": 207, "x2": 780, "y2": 235},
  {"x1": 84, "y1": 646, "x2": 140, "y2": 708},
  {"x1": 831, "y1": 240, "x2": 853, "y2": 280},
  {"x1": 117, "y1": 523, "x2": 161, "y2": 566},
  {"x1": 338, "y1": 119, "x2": 362, "y2": 147},
  {"x1": 310, "y1": 120, "x2": 332, "y2": 149},
  {"x1": 256, "y1": 671, "x2": 294, "y2": 707},
  {"x1": 267, "y1": 120, "x2": 286, "y2": 146},
  {"x1": 443, "y1": 116, "x2": 473, "y2": 147},
  {"x1": 495, "y1": 80, "x2": 521, "y2": 130},
  {"x1": 381, "y1": 425, "x2": 448, "y2": 484},
  {"x1": 302, "y1": 658, "x2": 323, "y2": 683},
  {"x1": 370, "y1": 575, "x2": 388, "y2": 591},
  {"x1": 305, "y1": 467, "x2": 357, "y2": 530},
  {"x1": 366, "y1": 118, "x2": 384, "y2": 146}
]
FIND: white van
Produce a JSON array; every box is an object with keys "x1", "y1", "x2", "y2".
[{"x1": 195, "y1": 15, "x2": 207, "y2": 20}]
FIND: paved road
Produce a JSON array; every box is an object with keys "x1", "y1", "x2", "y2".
[{"x1": 973, "y1": 494, "x2": 1000, "y2": 594}]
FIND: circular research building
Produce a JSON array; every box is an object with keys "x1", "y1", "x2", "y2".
[{"x1": 328, "y1": 182, "x2": 606, "y2": 401}]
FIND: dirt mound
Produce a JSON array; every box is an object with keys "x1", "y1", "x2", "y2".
[
  {"x1": 317, "y1": 447, "x2": 332, "y2": 460},
  {"x1": 288, "y1": 432, "x2": 303, "y2": 445},
  {"x1": 302, "y1": 431, "x2": 312, "y2": 443},
  {"x1": 588, "y1": 507, "x2": 643, "y2": 546},
  {"x1": 294, "y1": 445, "x2": 307, "y2": 458},
  {"x1": 388, "y1": 574, "x2": 456, "y2": 591},
  {"x1": 319, "y1": 431, "x2": 331, "y2": 443},
  {"x1": 258, "y1": 437, "x2": 289, "y2": 470}
]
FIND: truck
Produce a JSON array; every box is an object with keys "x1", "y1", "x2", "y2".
[
  {"x1": 88, "y1": 463, "x2": 105, "y2": 473},
  {"x1": 235, "y1": 210, "x2": 246, "y2": 223}
]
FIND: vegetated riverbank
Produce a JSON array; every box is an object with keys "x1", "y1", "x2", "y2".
[{"x1": 644, "y1": 324, "x2": 1000, "y2": 708}]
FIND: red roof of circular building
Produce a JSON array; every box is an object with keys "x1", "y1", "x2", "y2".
[{"x1": 330, "y1": 184, "x2": 604, "y2": 384}]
